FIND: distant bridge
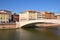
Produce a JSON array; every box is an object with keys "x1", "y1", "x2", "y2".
[{"x1": 16, "y1": 19, "x2": 60, "y2": 28}]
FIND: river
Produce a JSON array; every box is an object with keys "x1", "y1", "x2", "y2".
[{"x1": 0, "y1": 27, "x2": 60, "y2": 40}]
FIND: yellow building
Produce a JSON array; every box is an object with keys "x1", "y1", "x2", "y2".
[
  {"x1": 56, "y1": 13, "x2": 60, "y2": 19},
  {"x1": 19, "y1": 10, "x2": 42, "y2": 21},
  {"x1": 0, "y1": 10, "x2": 11, "y2": 23}
]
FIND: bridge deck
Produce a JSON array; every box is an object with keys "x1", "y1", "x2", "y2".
[{"x1": 16, "y1": 19, "x2": 60, "y2": 28}]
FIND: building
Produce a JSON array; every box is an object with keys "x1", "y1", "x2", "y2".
[
  {"x1": 19, "y1": 10, "x2": 36, "y2": 21},
  {"x1": 37, "y1": 12, "x2": 42, "y2": 20},
  {"x1": 19, "y1": 10, "x2": 43, "y2": 21},
  {"x1": 56, "y1": 13, "x2": 60, "y2": 19},
  {"x1": 0, "y1": 10, "x2": 12, "y2": 23},
  {"x1": 19, "y1": 10, "x2": 57, "y2": 22},
  {"x1": 40, "y1": 11, "x2": 55, "y2": 19},
  {"x1": 11, "y1": 13, "x2": 19, "y2": 22}
]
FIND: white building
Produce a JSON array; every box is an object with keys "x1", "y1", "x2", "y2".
[
  {"x1": 19, "y1": 10, "x2": 42, "y2": 21},
  {"x1": 56, "y1": 13, "x2": 60, "y2": 19},
  {"x1": 0, "y1": 10, "x2": 12, "y2": 23}
]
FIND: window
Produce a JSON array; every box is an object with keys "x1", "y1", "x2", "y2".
[
  {"x1": 7, "y1": 21, "x2": 9, "y2": 23},
  {"x1": 1, "y1": 17, "x2": 2, "y2": 19},
  {"x1": 1, "y1": 21, "x2": 2, "y2": 23}
]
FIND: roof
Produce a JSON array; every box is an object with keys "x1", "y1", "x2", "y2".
[
  {"x1": 40, "y1": 11, "x2": 54, "y2": 14},
  {"x1": 20, "y1": 10, "x2": 37, "y2": 13},
  {"x1": 0, "y1": 10, "x2": 12, "y2": 14},
  {"x1": 56, "y1": 13, "x2": 60, "y2": 16},
  {"x1": 27, "y1": 10, "x2": 36, "y2": 12}
]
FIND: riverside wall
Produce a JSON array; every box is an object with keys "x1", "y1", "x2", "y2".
[{"x1": 0, "y1": 23, "x2": 16, "y2": 29}]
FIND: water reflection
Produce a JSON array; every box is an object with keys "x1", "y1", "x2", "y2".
[
  {"x1": 0, "y1": 27, "x2": 60, "y2": 40},
  {"x1": 0, "y1": 30, "x2": 20, "y2": 40},
  {"x1": 20, "y1": 28, "x2": 60, "y2": 40}
]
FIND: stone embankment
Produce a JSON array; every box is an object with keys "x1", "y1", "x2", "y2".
[{"x1": 0, "y1": 23, "x2": 16, "y2": 29}]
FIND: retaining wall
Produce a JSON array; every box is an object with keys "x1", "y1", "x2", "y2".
[{"x1": 0, "y1": 23, "x2": 16, "y2": 29}]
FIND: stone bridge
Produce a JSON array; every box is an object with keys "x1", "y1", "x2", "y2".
[{"x1": 16, "y1": 19, "x2": 60, "y2": 28}]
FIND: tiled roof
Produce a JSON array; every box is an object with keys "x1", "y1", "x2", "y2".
[{"x1": 0, "y1": 10, "x2": 12, "y2": 14}]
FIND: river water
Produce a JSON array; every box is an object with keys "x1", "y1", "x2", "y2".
[{"x1": 0, "y1": 27, "x2": 60, "y2": 40}]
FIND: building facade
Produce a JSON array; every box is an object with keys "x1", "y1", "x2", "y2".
[
  {"x1": 19, "y1": 10, "x2": 43, "y2": 21},
  {"x1": 40, "y1": 11, "x2": 55, "y2": 19},
  {"x1": 19, "y1": 10, "x2": 57, "y2": 22},
  {"x1": 56, "y1": 13, "x2": 60, "y2": 19},
  {"x1": 37, "y1": 12, "x2": 42, "y2": 20},
  {"x1": 0, "y1": 10, "x2": 12, "y2": 23},
  {"x1": 11, "y1": 13, "x2": 19, "y2": 22}
]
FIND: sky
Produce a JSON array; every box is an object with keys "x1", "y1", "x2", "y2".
[{"x1": 0, "y1": 0, "x2": 60, "y2": 14}]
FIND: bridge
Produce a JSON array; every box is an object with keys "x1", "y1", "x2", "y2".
[{"x1": 16, "y1": 19, "x2": 60, "y2": 28}]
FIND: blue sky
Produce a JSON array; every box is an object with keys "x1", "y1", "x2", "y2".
[{"x1": 0, "y1": 0, "x2": 60, "y2": 14}]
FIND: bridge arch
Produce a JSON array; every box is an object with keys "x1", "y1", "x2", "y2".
[
  {"x1": 16, "y1": 19, "x2": 60, "y2": 28},
  {"x1": 21, "y1": 22, "x2": 55, "y2": 28},
  {"x1": 20, "y1": 20, "x2": 56, "y2": 28}
]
